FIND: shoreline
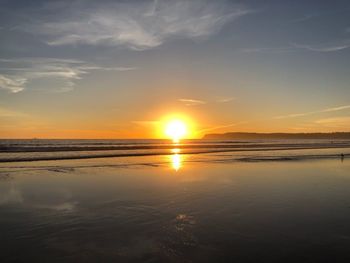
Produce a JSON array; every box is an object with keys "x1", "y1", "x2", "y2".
[{"x1": 1, "y1": 145, "x2": 350, "y2": 163}]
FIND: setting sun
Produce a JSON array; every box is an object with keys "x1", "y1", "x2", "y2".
[{"x1": 165, "y1": 120, "x2": 187, "y2": 143}]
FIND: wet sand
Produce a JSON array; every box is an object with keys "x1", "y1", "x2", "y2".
[{"x1": 1, "y1": 154, "x2": 350, "y2": 262}]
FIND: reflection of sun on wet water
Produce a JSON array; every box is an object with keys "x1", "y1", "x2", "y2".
[
  {"x1": 170, "y1": 148, "x2": 182, "y2": 171},
  {"x1": 171, "y1": 154, "x2": 181, "y2": 171}
]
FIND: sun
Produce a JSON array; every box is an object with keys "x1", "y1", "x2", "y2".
[
  {"x1": 165, "y1": 120, "x2": 187, "y2": 143},
  {"x1": 157, "y1": 113, "x2": 195, "y2": 141}
]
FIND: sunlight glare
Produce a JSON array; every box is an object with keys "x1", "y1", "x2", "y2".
[
  {"x1": 165, "y1": 120, "x2": 187, "y2": 143},
  {"x1": 171, "y1": 153, "x2": 182, "y2": 171}
]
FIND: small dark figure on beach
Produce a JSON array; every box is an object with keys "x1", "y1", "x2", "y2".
[{"x1": 341, "y1": 153, "x2": 344, "y2": 162}]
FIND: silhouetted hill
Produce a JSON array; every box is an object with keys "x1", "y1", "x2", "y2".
[{"x1": 203, "y1": 132, "x2": 350, "y2": 140}]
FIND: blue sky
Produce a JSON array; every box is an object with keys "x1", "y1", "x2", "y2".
[{"x1": 1, "y1": 0, "x2": 350, "y2": 138}]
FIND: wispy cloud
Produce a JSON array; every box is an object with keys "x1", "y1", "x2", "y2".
[
  {"x1": 178, "y1": 97, "x2": 234, "y2": 106},
  {"x1": 292, "y1": 42, "x2": 350, "y2": 52},
  {"x1": 179, "y1": 98, "x2": 206, "y2": 106},
  {"x1": 199, "y1": 121, "x2": 248, "y2": 134},
  {"x1": 98, "y1": 67, "x2": 137, "y2": 71},
  {"x1": 241, "y1": 46, "x2": 294, "y2": 54},
  {"x1": 275, "y1": 105, "x2": 350, "y2": 119},
  {"x1": 0, "y1": 75, "x2": 27, "y2": 93},
  {"x1": 19, "y1": 0, "x2": 251, "y2": 50},
  {"x1": 242, "y1": 39, "x2": 350, "y2": 54},
  {"x1": 322, "y1": 105, "x2": 350, "y2": 112},
  {"x1": 0, "y1": 58, "x2": 136, "y2": 93},
  {"x1": 215, "y1": 97, "x2": 235, "y2": 103},
  {"x1": 314, "y1": 117, "x2": 350, "y2": 129},
  {"x1": 290, "y1": 14, "x2": 319, "y2": 23}
]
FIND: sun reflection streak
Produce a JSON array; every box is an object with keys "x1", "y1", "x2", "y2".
[
  {"x1": 171, "y1": 148, "x2": 180, "y2": 154},
  {"x1": 170, "y1": 148, "x2": 182, "y2": 171},
  {"x1": 172, "y1": 153, "x2": 181, "y2": 171}
]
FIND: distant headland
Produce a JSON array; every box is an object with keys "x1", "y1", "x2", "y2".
[{"x1": 203, "y1": 132, "x2": 350, "y2": 140}]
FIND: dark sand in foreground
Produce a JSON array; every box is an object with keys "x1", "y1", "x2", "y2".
[{"x1": 1, "y1": 152, "x2": 350, "y2": 262}]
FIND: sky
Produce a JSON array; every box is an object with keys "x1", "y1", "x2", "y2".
[{"x1": 1, "y1": 0, "x2": 350, "y2": 139}]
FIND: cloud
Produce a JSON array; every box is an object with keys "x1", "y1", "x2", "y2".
[
  {"x1": 290, "y1": 14, "x2": 319, "y2": 23},
  {"x1": 0, "y1": 75, "x2": 27, "y2": 93},
  {"x1": 292, "y1": 42, "x2": 350, "y2": 52},
  {"x1": 199, "y1": 121, "x2": 248, "y2": 133},
  {"x1": 99, "y1": 67, "x2": 137, "y2": 71},
  {"x1": 314, "y1": 117, "x2": 350, "y2": 128},
  {"x1": 179, "y1": 97, "x2": 234, "y2": 106},
  {"x1": 0, "y1": 58, "x2": 87, "y2": 93},
  {"x1": 20, "y1": 0, "x2": 251, "y2": 50},
  {"x1": 242, "y1": 40, "x2": 350, "y2": 54},
  {"x1": 216, "y1": 97, "x2": 234, "y2": 103},
  {"x1": 275, "y1": 105, "x2": 350, "y2": 119},
  {"x1": 240, "y1": 46, "x2": 294, "y2": 54},
  {"x1": 179, "y1": 98, "x2": 206, "y2": 106},
  {"x1": 0, "y1": 58, "x2": 136, "y2": 93},
  {"x1": 291, "y1": 14, "x2": 319, "y2": 23},
  {"x1": 322, "y1": 105, "x2": 350, "y2": 112}
]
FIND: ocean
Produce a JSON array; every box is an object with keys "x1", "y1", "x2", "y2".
[{"x1": 1, "y1": 138, "x2": 350, "y2": 162}]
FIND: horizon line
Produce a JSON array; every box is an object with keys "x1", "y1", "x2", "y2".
[{"x1": 2, "y1": 131, "x2": 350, "y2": 140}]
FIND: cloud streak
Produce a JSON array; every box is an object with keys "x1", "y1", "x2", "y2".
[
  {"x1": 0, "y1": 75, "x2": 27, "y2": 93},
  {"x1": 314, "y1": 117, "x2": 350, "y2": 129},
  {"x1": 199, "y1": 121, "x2": 248, "y2": 134},
  {"x1": 292, "y1": 42, "x2": 350, "y2": 52},
  {"x1": 242, "y1": 40, "x2": 350, "y2": 54},
  {"x1": 275, "y1": 105, "x2": 350, "y2": 119},
  {"x1": 179, "y1": 97, "x2": 234, "y2": 106},
  {"x1": 179, "y1": 98, "x2": 206, "y2": 106},
  {"x1": 290, "y1": 14, "x2": 319, "y2": 23},
  {"x1": 20, "y1": 0, "x2": 251, "y2": 50},
  {"x1": 0, "y1": 58, "x2": 136, "y2": 93},
  {"x1": 215, "y1": 97, "x2": 235, "y2": 103},
  {"x1": 241, "y1": 47, "x2": 295, "y2": 54}
]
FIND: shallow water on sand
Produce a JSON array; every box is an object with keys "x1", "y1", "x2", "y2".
[{"x1": 1, "y1": 155, "x2": 350, "y2": 262}]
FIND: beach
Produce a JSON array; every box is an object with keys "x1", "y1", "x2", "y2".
[
  {"x1": 2, "y1": 0, "x2": 350, "y2": 261},
  {"x1": 1, "y1": 139, "x2": 350, "y2": 262}
]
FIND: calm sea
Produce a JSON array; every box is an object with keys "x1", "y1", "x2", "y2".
[{"x1": 1, "y1": 138, "x2": 350, "y2": 162}]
